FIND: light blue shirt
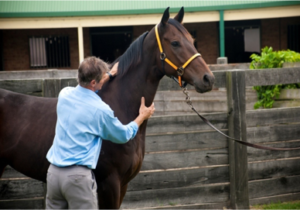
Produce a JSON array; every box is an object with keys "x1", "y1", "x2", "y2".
[{"x1": 46, "y1": 85, "x2": 138, "y2": 169}]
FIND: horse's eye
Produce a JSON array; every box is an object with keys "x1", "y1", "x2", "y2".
[{"x1": 171, "y1": 41, "x2": 180, "y2": 47}]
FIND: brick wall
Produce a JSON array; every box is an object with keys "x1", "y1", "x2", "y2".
[
  {"x1": 2, "y1": 28, "x2": 81, "y2": 71},
  {"x1": 83, "y1": 28, "x2": 91, "y2": 58},
  {"x1": 2, "y1": 16, "x2": 299, "y2": 71},
  {"x1": 184, "y1": 22, "x2": 219, "y2": 64},
  {"x1": 261, "y1": 17, "x2": 300, "y2": 51}
]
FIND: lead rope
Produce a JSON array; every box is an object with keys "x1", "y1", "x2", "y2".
[{"x1": 182, "y1": 87, "x2": 300, "y2": 151}]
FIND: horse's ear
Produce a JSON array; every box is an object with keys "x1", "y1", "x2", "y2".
[
  {"x1": 161, "y1": 7, "x2": 170, "y2": 26},
  {"x1": 174, "y1": 7, "x2": 184, "y2": 24}
]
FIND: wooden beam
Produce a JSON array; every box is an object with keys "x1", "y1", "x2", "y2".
[
  {"x1": 0, "y1": 70, "x2": 77, "y2": 80},
  {"x1": 43, "y1": 79, "x2": 61, "y2": 98},
  {"x1": 0, "y1": 79, "x2": 43, "y2": 96},
  {"x1": 213, "y1": 67, "x2": 300, "y2": 88},
  {"x1": 226, "y1": 70, "x2": 250, "y2": 209},
  {"x1": 0, "y1": 197, "x2": 44, "y2": 209},
  {"x1": 121, "y1": 183, "x2": 229, "y2": 209},
  {"x1": 142, "y1": 148, "x2": 228, "y2": 171},
  {"x1": 248, "y1": 175, "x2": 300, "y2": 199},
  {"x1": 78, "y1": 26, "x2": 84, "y2": 64}
]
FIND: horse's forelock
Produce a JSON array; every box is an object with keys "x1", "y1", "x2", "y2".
[
  {"x1": 110, "y1": 31, "x2": 149, "y2": 76},
  {"x1": 168, "y1": 19, "x2": 194, "y2": 43}
]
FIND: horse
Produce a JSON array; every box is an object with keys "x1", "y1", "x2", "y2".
[{"x1": 0, "y1": 7, "x2": 215, "y2": 209}]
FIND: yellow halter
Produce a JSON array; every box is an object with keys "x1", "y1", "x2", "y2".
[{"x1": 155, "y1": 24, "x2": 201, "y2": 87}]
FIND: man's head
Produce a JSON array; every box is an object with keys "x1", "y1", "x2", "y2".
[{"x1": 78, "y1": 56, "x2": 109, "y2": 89}]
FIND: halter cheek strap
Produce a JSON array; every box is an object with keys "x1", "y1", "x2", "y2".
[{"x1": 155, "y1": 24, "x2": 201, "y2": 87}]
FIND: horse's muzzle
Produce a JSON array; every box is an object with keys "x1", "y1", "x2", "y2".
[{"x1": 195, "y1": 73, "x2": 215, "y2": 93}]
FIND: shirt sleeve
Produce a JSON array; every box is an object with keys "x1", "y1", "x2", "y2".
[{"x1": 98, "y1": 109, "x2": 139, "y2": 144}]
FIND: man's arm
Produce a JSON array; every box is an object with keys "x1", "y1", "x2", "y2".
[
  {"x1": 99, "y1": 97, "x2": 155, "y2": 144},
  {"x1": 99, "y1": 62, "x2": 118, "y2": 86}
]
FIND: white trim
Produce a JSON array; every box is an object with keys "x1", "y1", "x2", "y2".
[
  {"x1": 0, "y1": 11, "x2": 219, "y2": 29},
  {"x1": 0, "y1": 5, "x2": 299, "y2": 29},
  {"x1": 224, "y1": 5, "x2": 300, "y2": 21}
]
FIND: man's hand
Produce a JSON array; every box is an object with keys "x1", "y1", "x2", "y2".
[
  {"x1": 110, "y1": 62, "x2": 118, "y2": 77},
  {"x1": 97, "y1": 62, "x2": 119, "y2": 89},
  {"x1": 134, "y1": 97, "x2": 155, "y2": 127},
  {"x1": 139, "y1": 97, "x2": 155, "y2": 120}
]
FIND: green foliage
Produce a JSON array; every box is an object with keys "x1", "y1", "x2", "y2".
[
  {"x1": 254, "y1": 200, "x2": 300, "y2": 209},
  {"x1": 250, "y1": 47, "x2": 300, "y2": 109}
]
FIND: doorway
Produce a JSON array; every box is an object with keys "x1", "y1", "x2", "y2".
[
  {"x1": 224, "y1": 20, "x2": 261, "y2": 63},
  {"x1": 90, "y1": 26, "x2": 133, "y2": 63}
]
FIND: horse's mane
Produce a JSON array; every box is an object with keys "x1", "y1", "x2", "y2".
[
  {"x1": 110, "y1": 31, "x2": 149, "y2": 76},
  {"x1": 109, "y1": 21, "x2": 190, "y2": 76}
]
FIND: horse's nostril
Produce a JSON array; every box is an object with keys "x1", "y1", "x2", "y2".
[
  {"x1": 203, "y1": 74, "x2": 215, "y2": 88},
  {"x1": 203, "y1": 74, "x2": 210, "y2": 84}
]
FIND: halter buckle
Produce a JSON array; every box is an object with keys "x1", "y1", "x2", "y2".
[
  {"x1": 177, "y1": 67, "x2": 185, "y2": 76},
  {"x1": 160, "y1": 53, "x2": 166, "y2": 60}
]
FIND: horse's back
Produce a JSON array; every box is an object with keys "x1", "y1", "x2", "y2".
[{"x1": 0, "y1": 88, "x2": 57, "y2": 181}]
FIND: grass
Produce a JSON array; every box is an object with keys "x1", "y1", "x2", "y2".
[
  {"x1": 253, "y1": 200, "x2": 300, "y2": 209},
  {"x1": 168, "y1": 201, "x2": 176, "y2": 206}
]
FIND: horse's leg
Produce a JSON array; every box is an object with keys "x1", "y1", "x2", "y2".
[
  {"x1": 119, "y1": 184, "x2": 128, "y2": 206},
  {"x1": 97, "y1": 176, "x2": 121, "y2": 209}
]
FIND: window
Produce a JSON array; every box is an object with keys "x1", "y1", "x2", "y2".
[
  {"x1": 29, "y1": 37, "x2": 47, "y2": 67},
  {"x1": 29, "y1": 36, "x2": 70, "y2": 68}
]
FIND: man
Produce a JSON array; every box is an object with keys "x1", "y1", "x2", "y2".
[{"x1": 46, "y1": 56, "x2": 155, "y2": 209}]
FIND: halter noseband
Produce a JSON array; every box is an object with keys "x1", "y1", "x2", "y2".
[{"x1": 155, "y1": 24, "x2": 201, "y2": 87}]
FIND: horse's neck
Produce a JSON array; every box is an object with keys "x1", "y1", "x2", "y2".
[
  {"x1": 113, "y1": 61, "x2": 161, "y2": 123},
  {"x1": 101, "y1": 33, "x2": 162, "y2": 124}
]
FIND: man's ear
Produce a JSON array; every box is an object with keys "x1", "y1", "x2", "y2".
[{"x1": 90, "y1": 79, "x2": 96, "y2": 87}]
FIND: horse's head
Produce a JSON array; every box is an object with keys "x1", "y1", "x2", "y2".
[{"x1": 155, "y1": 7, "x2": 215, "y2": 93}]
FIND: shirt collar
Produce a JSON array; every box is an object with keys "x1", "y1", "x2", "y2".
[{"x1": 75, "y1": 85, "x2": 100, "y2": 98}]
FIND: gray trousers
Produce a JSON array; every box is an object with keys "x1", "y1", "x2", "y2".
[{"x1": 46, "y1": 164, "x2": 98, "y2": 209}]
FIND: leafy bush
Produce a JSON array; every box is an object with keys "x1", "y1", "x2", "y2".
[{"x1": 250, "y1": 47, "x2": 300, "y2": 109}]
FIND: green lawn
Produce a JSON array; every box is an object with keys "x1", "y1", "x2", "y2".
[{"x1": 254, "y1": 201, "x2": 300, "y2": 209}]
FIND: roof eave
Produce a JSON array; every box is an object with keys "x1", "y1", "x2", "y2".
[{"x1": 1, "y1": 1, "x2": 300, "y2": 18}]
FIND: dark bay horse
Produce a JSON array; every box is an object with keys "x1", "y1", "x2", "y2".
[{"x1": 0, "y1": 7, "x2": 215, "y2": 209}]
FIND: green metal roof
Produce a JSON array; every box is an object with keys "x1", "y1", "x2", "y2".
[{"x1": 0, "y1": 0, "x2": 299, "y2": 18}]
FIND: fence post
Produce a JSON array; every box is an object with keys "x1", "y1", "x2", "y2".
[
  {"x1": 226, "y1": 69, "x2": 249, "y2": 209},
  {"x1": 60, "y1": 78, "x2": 78, "y2": 89},
  {"x1": 42, "y1": 78, "x2": 63, "y2": 207},
  {"x1": 43, "y1": 79, "x2": 61, "y2": 97}
]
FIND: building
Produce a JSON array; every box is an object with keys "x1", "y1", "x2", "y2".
[{"x1": 0, "y1": 0, "x2": 299, "y2": 71}]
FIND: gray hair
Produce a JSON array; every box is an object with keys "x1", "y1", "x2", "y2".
[{"x1": 78, "y1": 56, "x2": 109, "y2": 86}]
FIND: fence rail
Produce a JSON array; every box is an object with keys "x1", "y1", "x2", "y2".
[{"x1": 1, "y1": 67, "x2": 300, "y2": 209}]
